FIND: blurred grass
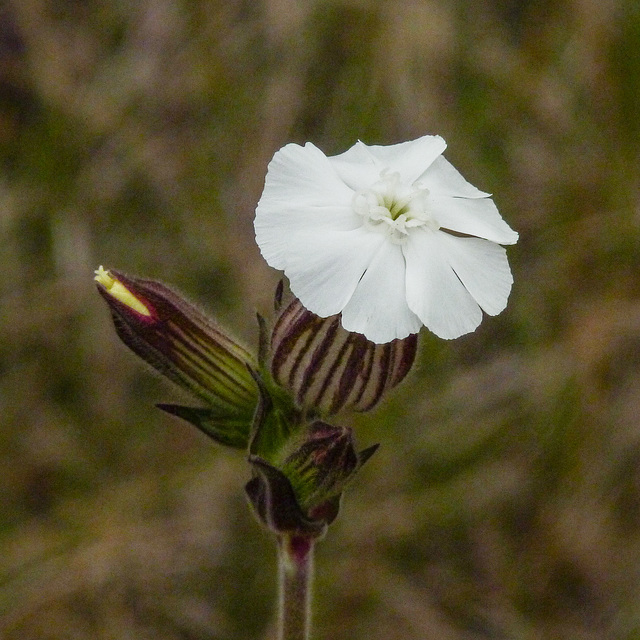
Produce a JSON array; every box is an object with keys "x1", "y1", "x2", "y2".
[{"x1": 1, "y1": 0, "x2": 640, "y2": 638}]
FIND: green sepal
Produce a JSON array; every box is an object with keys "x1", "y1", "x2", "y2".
[
  {"x1": 157, "y1": 403, "x2": 251, "y2": 449},
  {"x1": 248, "y1": 368, "x2": 301, "y2": 463},
  {"x1": 245, "y1": 456, "x2": 326, "y2": 537},
  {"x1": 256, "y1": 312, "x2": 270, "y2": 370},
  {"x1": 358, "y1": 443, "x2": 380, "y2": 467}
]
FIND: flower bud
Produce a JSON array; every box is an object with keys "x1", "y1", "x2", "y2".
[
  {"x1": 270, "y1": 297, "x2": 417, "y2": 415},
  {"x1": 95, "y1": 267, "x2": 258, "y2": 444},
  {"x1": 245, "y1": 420, "x2": 378, "y2": 536},
  {"x1": 281, "y1": 421, "x2": 359, "y2": 514}
]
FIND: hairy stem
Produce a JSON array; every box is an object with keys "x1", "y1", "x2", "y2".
[{"x1": 278, "y1": 534, "x2": 315, "y2": 640}]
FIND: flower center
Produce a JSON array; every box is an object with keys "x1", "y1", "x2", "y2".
[{"x1": 352, "y1": 170, "x2": 440, "y2": 244}]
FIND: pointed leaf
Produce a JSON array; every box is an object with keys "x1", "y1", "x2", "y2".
[
  {"x1": 157, "y1": 403, "x2": 251, "y2": 449},
  {"x1": 358, "y1": 443, "x2": 380, "y2": 467}
]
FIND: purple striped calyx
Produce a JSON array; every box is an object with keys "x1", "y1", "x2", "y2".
[
  {"x1": 95, "y1": 268, "x2": 258, "y2": 447},
  {"x1": 270, "y1": 297, "x2": 418, "y2": 416}
]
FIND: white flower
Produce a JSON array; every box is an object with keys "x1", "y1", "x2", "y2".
[{"x1": 254, "y1": 135, "x2": 518, "y2": 344}]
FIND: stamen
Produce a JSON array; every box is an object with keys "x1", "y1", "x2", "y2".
[{"x1": 352, "y1": 171, "x2": 440, "y2": 243}]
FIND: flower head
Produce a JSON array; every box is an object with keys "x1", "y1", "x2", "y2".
[{"x1": 254, "y1": 135, "x2": 518, "y2": 343}]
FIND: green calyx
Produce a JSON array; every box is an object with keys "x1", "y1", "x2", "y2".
[{"x1": 245, "y1": 374, "x2": 378, "y2": 536}]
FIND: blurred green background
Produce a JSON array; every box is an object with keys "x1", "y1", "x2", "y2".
[{"x1": 2, "y1": 0, "x2": 640, "y2": 638}]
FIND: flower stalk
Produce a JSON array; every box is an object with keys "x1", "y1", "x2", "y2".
[{"x1": 278, "y1": 534, "x2": 315, "y2": 640}]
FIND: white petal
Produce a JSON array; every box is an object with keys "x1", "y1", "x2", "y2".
[
  {"x1": 436, "y1": 233, "x2": 514, "y2": 315},
  {"x1": 260, "y1": 142, "x2": 353, "y2": 207},
  {"x1": 330, "y1": 135, "x2": 447, "y2": 189},
  {"x1": 404, "y1": 229, "x2": 483, "y2": 339},
  {"x1": 429, "y1": 195, "x2": 519, "y2": 245},
  {"x1": 255, "y1": 143, "x2": 361, "y2": 271},
  {"x1": 256, "y1": 201, "x2": 360, "y2": 271},
  {"x1": 364, "y1": 135, "x2": 448, "y2": 184},
  {"x1": 418, "y1": 155, "x2": 489, "y2": 198},
  {"x1": 285, "y1": 227, "x2": 387, "y2": 318},
  {"x1": 341, "y1": 242, "x2": 423, "y2": 343},
  {"x1": 328, "y1": 141, "x2": 381, "y2": 191}
]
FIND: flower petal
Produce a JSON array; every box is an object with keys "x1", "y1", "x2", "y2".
[
  {"x1": 330, "y1": 135, "x2": 447, "y2": 189},
  {"x1": 404, "y1": 229, "x2": 483, "y2": 339},
  {"x1": 429, "y1": 195, "x2": 519, "y2": 245},
  {"x1": 260, "y1": 142, "x2": 354, "y2": 207},
  {"x1": 328, "y1": 141, "x2": 381, "y2": 191},
  {"x1": 436, "y1": 233, "x2": 514, "y2": 315},
  {"x1": 255, "y1": 143, "x2": 361, "y2": 271},
  {"x1": 364, "y1": 135, "x2": 448, "y2": 185},
  {"x1": 285, "y1": 227, "x2": 387, "y2": 318},
  {"x1": 341, "y1": 242, "x2": 423, "y2": 343},
  {"x1": 256, "y1": 202, "x2": 359, "y2": 271},
  {"x1": 418, "y1": 155, "x2": 489, "y2": 198}
]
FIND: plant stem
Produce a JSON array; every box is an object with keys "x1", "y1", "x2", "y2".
[{"x1": 277, "y1": 534, "x2": 315, "y2": 640}]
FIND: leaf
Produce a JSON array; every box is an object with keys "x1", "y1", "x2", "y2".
[{"x1": 157, "y1": 403, "x2": 252, "y2": 449}]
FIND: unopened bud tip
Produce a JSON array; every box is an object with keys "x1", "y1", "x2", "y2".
[{"x1": 94, "y1": 266, "x2": 152, "y2": 316}]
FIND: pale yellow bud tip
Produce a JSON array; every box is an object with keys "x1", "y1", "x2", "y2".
[{"x1": 94, "y1": 266, "x2": 152, "y2": 316}]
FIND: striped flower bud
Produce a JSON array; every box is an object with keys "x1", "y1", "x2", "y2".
[
  {"x1": 270, "y1": 297, "x2": 417, "y2": 415},
  {"x1": 246, "y1": 420, "x2": 378, "y2": 536},
  {"x1": 281, "y1": 421, "x2": 358, "y2": 515},
  {"x1": 95, "y1": 267, "x2": 258, "y2": 446}
]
